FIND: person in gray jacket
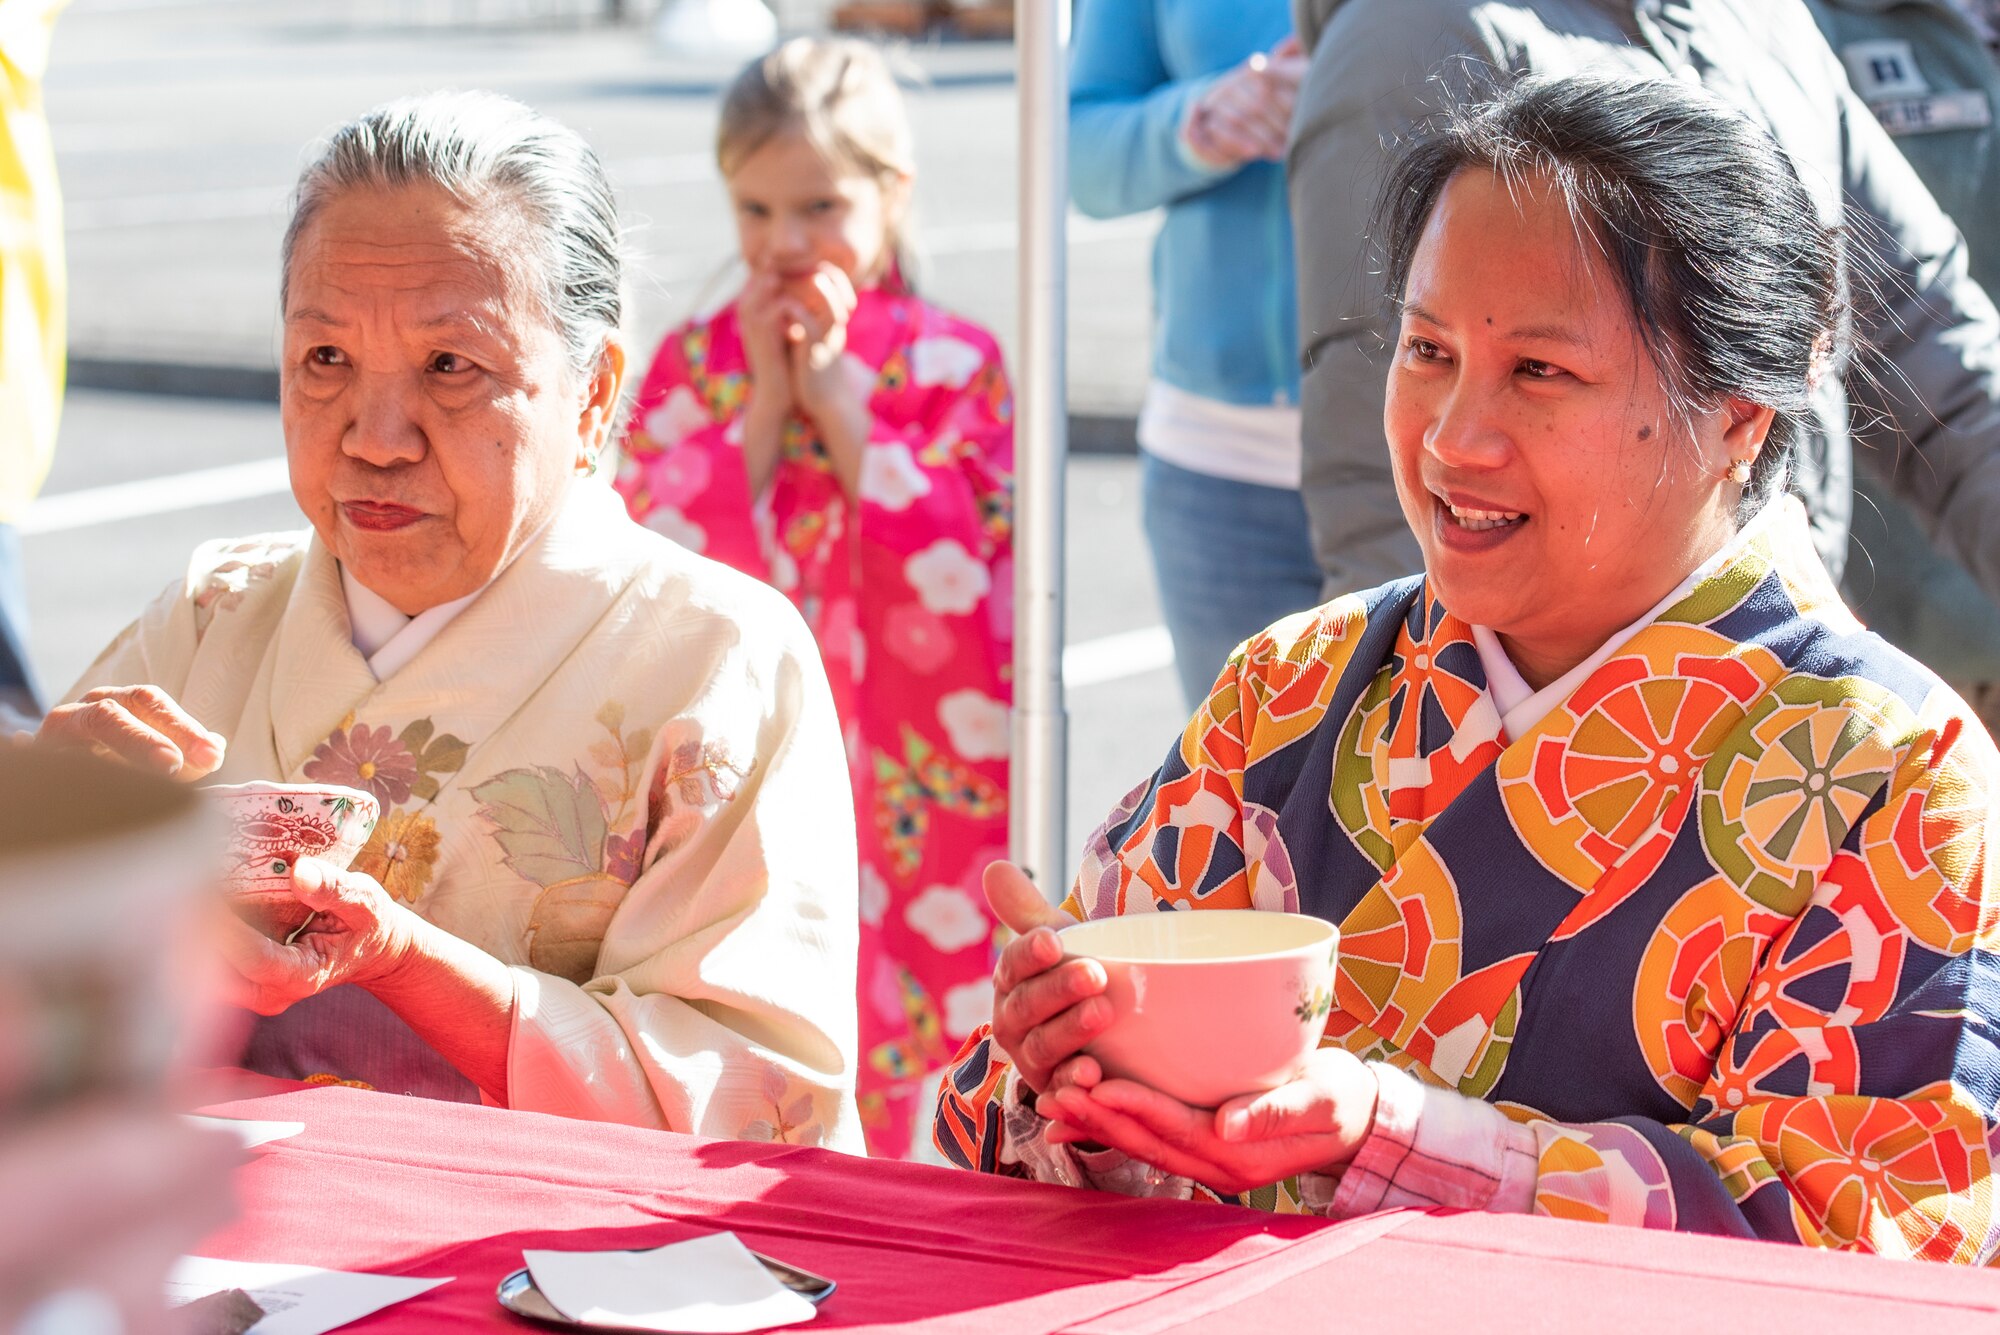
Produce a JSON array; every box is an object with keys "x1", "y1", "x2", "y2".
[
  {"x1": 1287, "y1": 0, "x2": 2000, "y2": 676},
  {"x1": 1804, "y1": 0, "x2": 2000, "y2": 727}
]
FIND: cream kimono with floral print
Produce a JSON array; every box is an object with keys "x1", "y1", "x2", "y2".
[{"x1": 68, "y1": 482, "x2": 862, "y2": 1151}]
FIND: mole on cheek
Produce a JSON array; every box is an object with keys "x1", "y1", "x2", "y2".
[{"x1": 1637, "y1": 425, "x2": 1654, "y2": 441}]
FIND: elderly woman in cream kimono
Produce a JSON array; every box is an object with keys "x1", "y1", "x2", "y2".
[{"x1": 40, "y1": 91, "x2": 861, "y2": 1151}]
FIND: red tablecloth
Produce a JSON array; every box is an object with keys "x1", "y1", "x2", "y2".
[{"x1": 195, "y1": 1083, "x2": 2000, "y2": 1333}]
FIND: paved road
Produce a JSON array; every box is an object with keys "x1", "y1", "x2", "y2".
[{"x1": 46, "y1": 0, "x2": 1158, "y2": 416}]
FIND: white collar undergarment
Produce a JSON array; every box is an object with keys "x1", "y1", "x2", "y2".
[
  {"x1": 1470, "y1": 503, "x2": 1778, "y2": 743},
  {"x1": 339, "y1": 567, "x2": 481, "y2": 682}
]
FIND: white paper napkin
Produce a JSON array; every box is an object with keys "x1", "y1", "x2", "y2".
[
  {"x1": 166, "y1": 1257, "x2": 450, "y2": 1334},
  {"x1": 523, "y1": 1233, "x2": 818, "y2": 1333}
]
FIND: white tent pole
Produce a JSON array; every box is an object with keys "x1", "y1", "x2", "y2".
[{"x1": 1009, "y1": 0, "x2": 1070, "y2": 896}]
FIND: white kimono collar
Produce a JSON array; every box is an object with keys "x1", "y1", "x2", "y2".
[
  {"x1": 1472, "y1": 501, "x2": 1781, "y2": 743},
  {"x1": 335, "y1": 490, "x2": 569, "y2": 681}
]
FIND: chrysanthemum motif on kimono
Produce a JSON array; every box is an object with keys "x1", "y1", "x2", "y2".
[{"x1": 305, "y1": 715, "x2": 470, "y2": 904}]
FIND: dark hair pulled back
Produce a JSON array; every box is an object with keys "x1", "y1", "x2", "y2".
[{"x1": 1376, "y1": 73, "x2": 1845, "y2": 520}]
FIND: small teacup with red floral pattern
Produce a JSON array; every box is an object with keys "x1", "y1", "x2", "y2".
[{"x1": 205, "y1": 782, "x2": 378, "y2": 940}]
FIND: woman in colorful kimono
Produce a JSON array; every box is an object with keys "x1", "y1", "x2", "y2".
[
  {"x1": 36, "y1": 91, "x2": 864, "y2": 1151},
  {"x1": 615, "y1": 39, "x2": 1014, "y2": 1159},
  {"x1": 936, "y1": 73, "x2": 2000, "y2": 1258}
]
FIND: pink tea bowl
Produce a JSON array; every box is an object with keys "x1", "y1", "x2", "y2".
[
  {"x1": 205, "y1": 781, "x2": 378, "y2": 938},
  {"x1": 1060, "y1": 909, "x2": 1340, "y2": 1109}
]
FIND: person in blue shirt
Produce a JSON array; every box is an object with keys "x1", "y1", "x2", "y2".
[{"x1": 1070, "y1": 0, "x2": 1321, "y2": 706}]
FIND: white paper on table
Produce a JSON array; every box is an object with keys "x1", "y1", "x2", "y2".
[
  {"x1": 166, "y1": 1257, "x2": 451, "y2": 1334},
  {"x1": 523, "y1": 1233, "x2": 818, "y2": 1333},
  {"x1": 183, "y1": 1115, "x2": 307, "y2": 1149}
]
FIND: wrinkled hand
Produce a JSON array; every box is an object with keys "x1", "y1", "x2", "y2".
[
  {"x1": 782, "y1": 262, "x2": 862, "y2": 423},
  {"x1": 35, "y1": 685, "x2": 225, "y2": 780},
  {"x1": 1182, "y1": 35, "x2": 1308, "y2": 169},
  {"x1": 1037, "y1": 1046, "x2": 1378, "y2": 1196},
  {"x1": 213, "y1": 858, "x2": 419, "y2": 1017},
  {"x1": 985, "y1": 860, "x2": 1112, "y2": 1097}
]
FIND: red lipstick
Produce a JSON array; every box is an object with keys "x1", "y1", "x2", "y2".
[{"x1": 340, "y1": 500, "x2": 425, "y2": 532}]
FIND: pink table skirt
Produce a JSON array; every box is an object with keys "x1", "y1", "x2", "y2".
[{"x1": 194, "y1": 1083, "x2": 2000, "y2": 1333}]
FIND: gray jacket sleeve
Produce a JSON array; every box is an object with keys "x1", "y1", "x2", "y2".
[
  {"x1": 1286, "y1": 1, "x2": 1503, "y2": 597},
  {"x1": 1825, "y1": 45, "x2": 2000, "y2": 603}
]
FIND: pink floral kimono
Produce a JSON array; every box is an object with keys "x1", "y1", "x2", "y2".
[{"x1": 617, "y1": 287, "x2": 1015, "y2": 1157}]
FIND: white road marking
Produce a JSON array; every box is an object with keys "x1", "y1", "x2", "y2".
[
  {"x1": 1063, "y1": 624, "x2": 1174, "y2": 687},
  {"x1": 23, "y1": 460, "x2": 1176, "y2": 685},
  {"x1": 20, "y1": 457, "x2": 293, "y2": 534}
]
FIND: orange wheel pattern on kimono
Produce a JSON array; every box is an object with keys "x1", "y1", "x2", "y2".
[
  {"x1": 1320, "y1": 1010, "x2": 1404, "y2": 1068},
  {"x1": 1680, "y1": 1125, "x2": 1782, "y2": 1204},
  {"x1": 1117, "y1": 766, "x2": 1254, "y2": 910},
  {"x1": 1407, "y1": 958, "x2": 1525, "y2": 1096},
  {"x1": 1864, "y1": 736, "x2": 1998, "y2": 955},
  {"x1": 1335, "y1": 840, "x2": 1462, "y2": 1045},
  {"x1": 1329, "y1": 661, "x2": 1403, "y2": 873},
  {"x1": 1534, "y1": 1122, "x2": 1676, "y2": 1229},
  {"x1": 1633, "y1": 876, "x2": 1790, "y2": 1107},
  {"x1": 1384, "y1": 610, "x2": 1506, "y2": 826},
  {"x1": 1497, "y1": 632, "x2": 1770, "y2": 905},
  {"x1": 1736, "y1": 1095, "x2": 1992, "y2": 1259},
  {"x1": 1700, "y1": 676, "x2": 1903, "y2": 916},
  {"x1": 1780, "y1": 851, "x2": 1910, "y2": 1027},
  {"x1": 1237, "y1": 612, "x2": 1353, "y2": 767},
  {"x1": 1177, "y1": 674, "x2": 1249, "y2": 785},
  {"x1": 1710, "y1": 1025, "x2": 1861, "y2": 1122}
]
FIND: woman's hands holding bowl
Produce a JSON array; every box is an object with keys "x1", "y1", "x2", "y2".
[
  {"x1": 985, "y1": 859, "x2": 1381, "y2": 1196},
  {"x1": 1035, "y1": 1047, "x2": 1379, "y2": 1197}
]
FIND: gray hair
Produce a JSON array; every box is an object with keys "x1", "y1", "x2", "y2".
[{"x1": 281, "y1": 90, "x2": 624, "y2": 381}]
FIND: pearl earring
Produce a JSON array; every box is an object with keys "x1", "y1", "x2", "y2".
[{"x1": 1727, "y1": 459, "x2": 1752, "y2": 486}]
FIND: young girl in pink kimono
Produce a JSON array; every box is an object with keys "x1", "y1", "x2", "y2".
[{"x1": 615, "y1": 38, "x2": 1014, "y2": 1159}]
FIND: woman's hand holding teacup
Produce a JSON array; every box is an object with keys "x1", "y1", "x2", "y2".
[
  {"x1": 211, "y1": 857, "x2": 418, "y2": 1017},
  {"x1": 35, "y1": 684, "x2": 225, "y2": 781},
  {"x1": 985, "y1": 860, "x2": 1111, "y2": 1097}
]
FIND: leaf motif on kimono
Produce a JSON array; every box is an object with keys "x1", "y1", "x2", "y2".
[
  {"x1": 588, "y1": 739, "x2": 627, "y2": 770},
  {"x1": 523, "y1": 875, "x2": 623, "y2": 983},
  {"x1": 418, "y1": 733, "x2": 470, "y2": 776},
  {"x1": 412, "y1": 776, "x2": 441, "y2": 803},
  {"x1": 470, "y1": 765, "x2": 610, "y2": 887},
  {"x1": 398, "y1": 718, "x2": 436, "y2": 754},
  {"x1": 596, "y1": 700, "x2": 626, "y2": 732},
  {"x1": 624, "y1": 730, "x2": 652, "y2": 764}
]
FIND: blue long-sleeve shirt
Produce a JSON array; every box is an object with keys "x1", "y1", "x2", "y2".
[{"x1": 1069, "y1": 0, "x2": 1299, "y2": 406}]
